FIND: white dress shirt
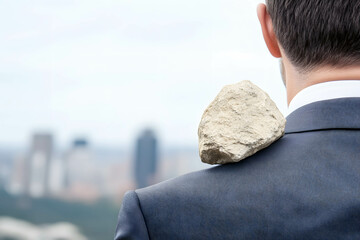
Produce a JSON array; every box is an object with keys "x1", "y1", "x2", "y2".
[{"x1": 287, "y1": 80, "x2": 360, "y2": 115}]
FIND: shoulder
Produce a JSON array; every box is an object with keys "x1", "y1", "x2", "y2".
[
  {"x1": 115, "y1": 191, "x2": 150, "y2": 240},
  {"x1": 136, "y1": 134, "x2": 296, "y2": 204}
]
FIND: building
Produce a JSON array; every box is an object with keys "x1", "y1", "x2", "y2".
[
  {"x1": 64, "y1": 138, "x2": 90, "y2": 189},
  {"x1": 26, "y1": 133, "x2": 53, "y2": 197},
  {"x1": 64, "y1": 138, "x2": 101, "y2": 202},
  {"x1": 134, "y1": 129, "x2": 158, "y2": 188}
]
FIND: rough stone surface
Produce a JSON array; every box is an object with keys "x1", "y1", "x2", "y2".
[{"x1": 198, "y1": 80, "x2": 286, "y2": 165}]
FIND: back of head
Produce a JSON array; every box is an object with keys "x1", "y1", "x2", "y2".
[{"x1": 266, "y1": 0, "x2": 360, "y2": 72}]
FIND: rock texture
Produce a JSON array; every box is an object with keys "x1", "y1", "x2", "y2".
[{"x1": 198, "y1": 80, "x2": 286, "y2": 165}]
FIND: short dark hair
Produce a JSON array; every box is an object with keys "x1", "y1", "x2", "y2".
[{"x1": 266, "y1": 0, "x2": 360, "y2": 71}]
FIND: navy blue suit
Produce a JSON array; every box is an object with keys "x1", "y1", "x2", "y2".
[{"x1": 115, "y1": 98, "x2": 360, "y2": 240}]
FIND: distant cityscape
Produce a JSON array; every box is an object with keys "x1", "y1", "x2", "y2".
[
  {"x1": 0, "y1": 128, "x2": 208, "y2": 239},
  {"x1": 0, "y1": 129, "x2": 208, "y2": 203}
]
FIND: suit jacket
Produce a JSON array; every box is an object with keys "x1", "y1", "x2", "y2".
[{"x1": 114, "y1": 98, "x2": 360, "y2": 240}]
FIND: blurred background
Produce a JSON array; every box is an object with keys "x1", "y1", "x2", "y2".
[{"x1": 0, "y1": 0, "x2": 286, "y2": 239}]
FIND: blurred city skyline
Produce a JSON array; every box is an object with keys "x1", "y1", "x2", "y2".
[
  {"x1": 0, "y1": 0, "x2": 286, "y2": 149},
  {"x1": 0, "y1": 129, "x2": 207, "y2": 201}
]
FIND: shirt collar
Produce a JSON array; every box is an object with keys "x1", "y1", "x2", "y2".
[{"x1": 287, "y1": 80, "x2": 360, "y2": 115}]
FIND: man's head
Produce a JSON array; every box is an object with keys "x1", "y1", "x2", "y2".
[
  {"x1": 257, "y1": 0, "x2": 360, "y2": 103},
  {"x1": 265, "y1": 0, "x2": 360, "y2": 71}
]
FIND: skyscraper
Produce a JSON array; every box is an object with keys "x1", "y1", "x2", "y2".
[
  {"x1": 64, "y1": 138, "x2": 102, "y2": 201},
  {"x1": 25, "y1": 133, "x2": 53, "y2": 197},
  {"x1": 134, "y1": 129, "x2": 158, "y2": 188},
  {"x1": 64, "y1": 138, "x2": 90, "y2": 189}
]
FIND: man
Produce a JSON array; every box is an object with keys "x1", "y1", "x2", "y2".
[{"x1": 115, "y1": 0, "x2": 360, "y2": 239}]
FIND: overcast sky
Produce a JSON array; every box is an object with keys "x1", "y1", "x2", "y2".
[{"x1": 0, "y1": 0, "x2": 287, "y2": 149}]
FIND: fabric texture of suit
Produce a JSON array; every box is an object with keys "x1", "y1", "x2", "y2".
[{"x1": 115, "y1": 98, "x2": 360, "y2": 240}]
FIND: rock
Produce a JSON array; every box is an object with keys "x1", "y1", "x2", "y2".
[{"x1": 198, "y1": 80, "x2": 286, "y2": 165}]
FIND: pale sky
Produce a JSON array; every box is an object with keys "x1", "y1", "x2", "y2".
[{"x1": 0, "y1": 0, "x2": 286, "y2": 148}]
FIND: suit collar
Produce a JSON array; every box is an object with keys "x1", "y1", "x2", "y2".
[
  {"x1": 285, "y1": 97, "x2": 360, "y2": 134},
  {"x1": 287, "y1": 80, "x2": 360, "y2": 115}
]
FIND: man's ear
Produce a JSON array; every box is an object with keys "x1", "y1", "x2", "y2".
[{"x1": 257, "y1": 4, "x2": 281, "y2": 58}]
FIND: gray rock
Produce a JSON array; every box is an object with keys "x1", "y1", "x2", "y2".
[{"x1": 198, "y1": 80, "x2": 286, "y2": 165}]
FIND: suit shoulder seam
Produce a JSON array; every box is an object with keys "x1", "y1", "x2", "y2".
[{"x1": 133, "y1": 190, "x2": 151, "y2": 239}]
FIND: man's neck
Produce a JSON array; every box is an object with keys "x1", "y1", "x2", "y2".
[{"x1": 285, "y1": 63, "x2": 360, "y2": 105}]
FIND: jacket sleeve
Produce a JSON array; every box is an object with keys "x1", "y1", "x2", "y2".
[{"x1": 114, "y1": 190, "x2": 150, "y2": 240}]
